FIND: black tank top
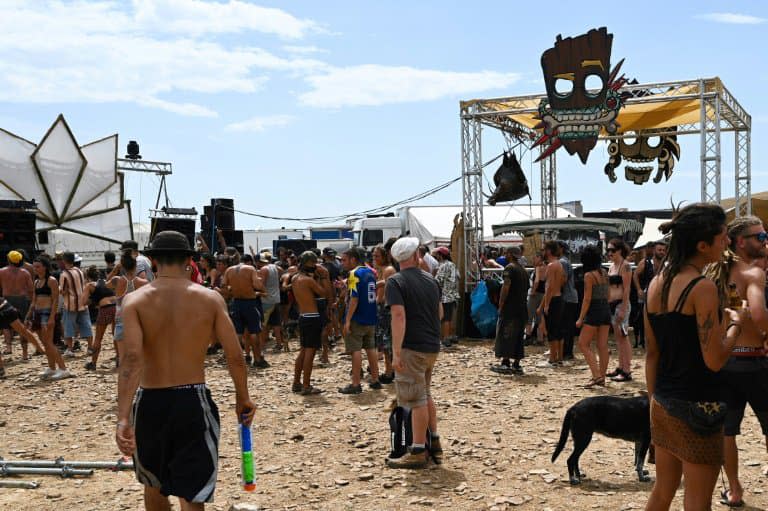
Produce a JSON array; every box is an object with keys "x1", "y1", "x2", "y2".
[
  {"x1": 91, "y1": 279, "x2": 115, "y2": 305},
  {"x1": 648, "y1": 276, "x2": 719, "y2": 401}
]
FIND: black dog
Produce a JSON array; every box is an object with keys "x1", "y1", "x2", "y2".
[{"x1": 551, "y1": 394, "x2": 652, "y2": 485}]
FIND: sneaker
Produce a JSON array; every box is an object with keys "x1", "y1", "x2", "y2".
[
  {"x1": 512, "y1": 365, "x2": 524, "y2": 375},
  {"x1": 63, "y1": 349, "x2": 75, "y2": 358},
  {"x1": 50, "y1": 369, "x2": 71, "y2": 381},
  {"x1": 386, "y1": 449, "x2": 428, "y2": 469},
  {"x1": 338, "y1": 384, "x2": 362, "y2": 395},
  {"x1": 39, "y1": 368, "x2": 56, "y2": 379},
  {"x1": 84, "y1": 361, "x2": 96, "y2": 371},
  {"x1": 369, "y1": 381, "x2": 382, "y2": 390},
  {"x1": 254, "y1": 358, "x2": 270, "y2": 369},
  {"x1": 429, "y1": 437, "x2": 443, "y2": 465},
  {"x1": 379, "y1": 373, "x2": 395, "y2": 384}
]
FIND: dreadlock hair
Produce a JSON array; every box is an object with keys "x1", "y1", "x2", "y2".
[
  {"x1": 658, "y1": 203, "x2": 726, "y2": 312},
  {"x1": 703, "y1": 249, "x2": 739, "y2": 309},
  {"x1": 704, "y1": 215, "x2": 764, "y2": 307}
]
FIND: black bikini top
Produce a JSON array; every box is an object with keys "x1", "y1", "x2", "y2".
[
  {"x1": 35, "y1": 277, "x2": 52, "y2": 296},
  {"x1": 608, "y1": 274, "x2": 623, "y2": 286}
]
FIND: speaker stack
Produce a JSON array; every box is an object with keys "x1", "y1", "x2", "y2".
[
  {"x1": 0, "y1": 200, "x2": 37, "y2": 267},
  {"x1": 200, "y1": 198, "x2": 243, "y2": 254},
  {"x1": 150, "y1": 207, "x2": 198, "y2": 249}
]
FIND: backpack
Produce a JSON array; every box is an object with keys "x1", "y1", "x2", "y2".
[{"x1": 388, "y1": 406, "x2": 431, "y2": 459}]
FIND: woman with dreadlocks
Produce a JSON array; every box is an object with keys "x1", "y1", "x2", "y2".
[{"x1": 644, "y1": 203, "x2": 747, "y2": 511}]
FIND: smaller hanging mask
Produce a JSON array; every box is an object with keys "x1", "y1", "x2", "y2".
[
  {"x1": 486, "y1": 151, "x2": 531, "y2": 205},
  {"x1": 604, "y1": 129, "x2": 681, "y2": 185}
]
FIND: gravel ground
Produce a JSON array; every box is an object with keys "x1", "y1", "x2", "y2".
[{"x1": 0, "y1": 336, "x2": 766, "y2": 511}]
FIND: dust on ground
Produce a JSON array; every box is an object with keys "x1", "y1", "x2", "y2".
[{"x1": 1, "y1": 337, "x2": 766, "y2": 511}]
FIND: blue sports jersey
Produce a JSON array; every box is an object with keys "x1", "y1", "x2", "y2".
[{"x1": 347, "y1": 265, "x2": 377, "y2": 325}]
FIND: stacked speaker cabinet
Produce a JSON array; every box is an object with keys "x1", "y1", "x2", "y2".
[
  {"x1": 0, "y1": 207, "x2": 36, "y2": 267},
  {"x1": 200, "y1": 198, "x2": 243, "y2": 254},
  {"x1": 150, "y1": 217, "x2": 196, "y2": 249}
]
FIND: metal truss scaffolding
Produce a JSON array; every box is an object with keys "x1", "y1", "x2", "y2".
[{"x1": 460, "y1": 77, "x2": 751, "y2": 290}]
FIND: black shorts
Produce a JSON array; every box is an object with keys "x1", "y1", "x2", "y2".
[
  {"x1": 229, "y1": 298, "x2": 262, "y2": 335},
  {"x1": 545, "y1": 296, "x2": 565, "y2": 341},
  {"x1": 442, "y1": 301, "x2": 456, "y2": 323},
  {"x1": 720, "y1": 356, "x2": 768, "y2": 436},
  {"x1": 268, "y1": 305, "x2": 282, "y2": 326},
  {"x1": 133, "y1": 384, "x2": 220, "y2": 503},
  {"x1": 0, "y1": 300, "x2": 20, "y2": 330},
  {"x1": 299, "y1": 313, "x2": 322, "y2": 349},
  {"x1": 5, "y1": 296, "x2": 29, "y2": 324}
]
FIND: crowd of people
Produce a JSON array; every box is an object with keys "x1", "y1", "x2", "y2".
[{"x1": 2, "y1": 204, "x2": 768, "y2": 509}]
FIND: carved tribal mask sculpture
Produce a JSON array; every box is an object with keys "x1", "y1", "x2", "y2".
[
  {"x1": 604, "y1": 129, "x2": 681, "y2": 185},
  {"x1": 534, "y1": 27, "x2": 626, "y2": 164}
]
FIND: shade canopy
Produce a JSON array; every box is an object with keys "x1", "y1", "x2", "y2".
[{"x1": 492, "y1": 217, "x2": 626, "y2": 236}]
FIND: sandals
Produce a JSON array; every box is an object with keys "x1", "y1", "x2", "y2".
[
  {"x1": 585, "y1": 377, "x2": 605, "y2": 388},
  {"x1": 720, "y1": 489, "x2": 745, "y2": 508},
  {"x1": 291, "y1": 383, "x2": 303, "y2": 393},
  {"x1": 612, "y1": 371, "x2": 633, "y2": 382},
  {"x1": 301, "y1": 386, "x2": 323, "y2": 396},
  {"x1": 606, "y1": 367, "x2": 622, "y2": 378}
]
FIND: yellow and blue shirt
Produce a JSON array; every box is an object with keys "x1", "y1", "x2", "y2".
[{"x1": 348, "y1": 265, "x2": 377, "y2": 325}]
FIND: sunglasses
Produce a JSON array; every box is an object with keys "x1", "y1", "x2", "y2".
[
  {"x1": 606, "y1": 248, "x2": 617, "y2": 253},
  {"x1": 744, "y1": 231, "x2": 768, "y2": 242}
]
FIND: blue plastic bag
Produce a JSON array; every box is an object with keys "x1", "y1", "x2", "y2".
[{"x1": 470, "y1": 280, "x2": 498, "y2": 338}]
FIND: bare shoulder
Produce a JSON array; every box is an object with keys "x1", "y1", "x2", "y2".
[{"x1": 691, "y1": 276, "x2": 718, "y2": 299}]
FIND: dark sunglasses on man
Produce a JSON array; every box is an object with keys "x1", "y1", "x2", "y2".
[{"x1": 744, "y1": 231, "x2": 768, "y2": 243}]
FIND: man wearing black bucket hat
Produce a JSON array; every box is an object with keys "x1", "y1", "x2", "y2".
[{"x1": 116, "y1": 231, "x2": 255, "y2": 509}]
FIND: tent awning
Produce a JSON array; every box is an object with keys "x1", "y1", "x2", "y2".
[{"x1": 492, "y1": 217, "x2": 626, "y2": 236}]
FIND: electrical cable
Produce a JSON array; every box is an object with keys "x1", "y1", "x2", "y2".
[{"x1": 218, "y1": 176, "x2": 462, "y2": 225}]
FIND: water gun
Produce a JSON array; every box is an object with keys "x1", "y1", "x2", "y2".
[{"x1": 239, "y1": 412, "x2": 256, "y2": 492}]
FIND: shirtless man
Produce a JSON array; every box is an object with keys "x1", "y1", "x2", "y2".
[
  {"x1": 714, "y1": 217, "x2": 768, "y2": 507},
  {"x1": 222, "y1": 257, "x2": 267, "y2": 368},
  {"x1": 116, "y1": 231, "x2": 255, "y2": 511},
  {"x1": 291, "y1": 251, "x2": 331, "y2": 395},
  {"x1": 0, "y1": 251, "x2": 34, "y2": 356},
  {"x1": 539, "y1": 241, "x2": 565, "y2": 366}
]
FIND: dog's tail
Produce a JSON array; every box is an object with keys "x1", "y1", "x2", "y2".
[{"x1": 551, "y1": 409, "x2": 572, "y2": 463}]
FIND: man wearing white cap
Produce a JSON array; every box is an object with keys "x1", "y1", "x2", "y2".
[
  {"x1": 0, "y1": 250, "x2": 34, "y2": 356},
  {"x1": 385, "y1": 237, "x2": 443, "y2": 469}
]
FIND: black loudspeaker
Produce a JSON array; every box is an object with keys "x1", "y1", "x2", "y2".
[
  {"x1": 38, "y1": 231, "x2": 49, "y2": 245},
  {"x1": 221, "y1": 229, "x2": 244, "y2": 252},
  {"x1": 272, "y1": 239, "x2": 316, "y2": 256},
  {"x1": 151, "y1": 217, "x2": 196, "y2": 249},
  {"x1": 0, "y1": 210, "x2": 36, "y2": 267},
  {"x1": 211, "y1": 198, "x2": 235, "y2": 230},
  {"x1": 200, "y1": 214, "x2": 210, "y2": 234}
]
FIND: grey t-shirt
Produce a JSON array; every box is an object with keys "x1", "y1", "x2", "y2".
[
  {"x1": 560, "y1": 257, "x2": 577, "y2": 304},
  {"x1": 136, "y1": 255, "x2": 154, "y2": 281},
  {"x1": 385, "y1": 267, "x2": 441, "y2": 353}
]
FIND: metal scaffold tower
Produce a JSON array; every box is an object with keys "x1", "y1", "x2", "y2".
[{"x1": 460, "y1": 77, "x2": 752, "y2": 290}]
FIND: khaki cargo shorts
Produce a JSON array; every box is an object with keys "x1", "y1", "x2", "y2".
[
  {"x1": 396, "y1": 348, "x2": 438, "y2": 409},
  {"x1": 344, "y1": 320, "x2": 375, "y2": 352}
]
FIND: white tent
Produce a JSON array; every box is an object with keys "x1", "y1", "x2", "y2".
[
  {"x1": 0, "y1": 114, "x2": 133, "y2": 245},
  {"x1": 633, "y1": 218, "x2": 667, "y2": 249},
  {"x1": 399, "y1": 204, "x2": 575, "y2": 245}
]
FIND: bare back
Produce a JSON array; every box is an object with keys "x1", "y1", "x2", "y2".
[
  {"x1": 224, "y1": 264, "x2": 263, "y2": 299},
  {"x1": 124, "y1": 279, "x2": 229, "y2": 388},
  {"x1": 0, "y1": 266, "x2": 33, "y2": 297},
  {"x1": 545, "y1": 259, "x2": 564, "y2": 297}
]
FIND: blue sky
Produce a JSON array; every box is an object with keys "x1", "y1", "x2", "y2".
[{"x1": 1, "y1": 1, "x2": 766, "y2": 230}]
